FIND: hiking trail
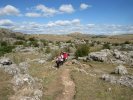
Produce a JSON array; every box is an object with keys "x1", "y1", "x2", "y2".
[{"x1": 56, "y1": 67, "x2": 75, "y2": 100}]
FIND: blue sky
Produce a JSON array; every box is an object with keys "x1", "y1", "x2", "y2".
[{"x1": 0, "y1": 0, "x2": 133, "y2": 34}]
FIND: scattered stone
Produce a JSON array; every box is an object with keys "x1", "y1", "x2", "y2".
[
  {"x1": 38, "y1": 59, "x2": 46, "y2": 64},
  {"x1": 87, "y1": 51, "x2": 109, "y2": 62},
  {"x1": 118, "y1": 75, "x2": 133, "y2": 88},
  {"x1": 4, "y1": 64, "x2": 20, "y2": 75},
  {"x1": 101, "y1": 74, "x2": 117, "y2": 84},
  {"x1": 0, "y1": 57, "x2": 12, "y2": 65},
  {"x1": 19, "y1": 62, "x2": 29, "y2": 74},
  {"x1": 78, "y1": 56, "x2": 87, "y2": 61},
  {"x1": 101, "y1": 74, "x2": 133, "y2": 88},
  {"x1": 114, "y1": 65, "x2": 128, "y2": 75},
  {"x1": 87, "y1": 49, "x2": 133, "y2": 66},
  {"x1": 0, "y1": 58, "x2": 43, "y2": 100}
]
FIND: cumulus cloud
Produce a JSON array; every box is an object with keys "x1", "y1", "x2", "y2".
[
  {"x1": 25, "y1": 12, "x2": 41, "y2": 17},
  {"x1": 0, "y1": 5, "x2": 20, "y2": 16},
  {"x1": 0, "y1": 19, "x2": 14, "y2": 26},
  {"x1": 25, "y1": 4, "x2": 76, "y2": 17},
  {"x1": 46, "y1": 19, "x2": 80, "y2": 27},
  {"x1": 59, "y1": 4, "x2": 75, "y2": 13},
  {"x1": 80, "y1": 3, "x2": 91, "y2": 10},
  {"x1": 71, "y1": 19, "x2": 80, "y2": 24},
  {"x1": 1, "y1": 19, "x2": 132, "y2": 35},
  {"x1": 36, "y1": 4, "x2": 58, "y2": 16}
]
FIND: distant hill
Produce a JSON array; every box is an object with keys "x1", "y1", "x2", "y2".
[
  {"x1": 68, "y1": 32, "x2": 92, "y2": 39},
  {"x1": 0, "y1": 28, "x2": 25, "y2": 40}
]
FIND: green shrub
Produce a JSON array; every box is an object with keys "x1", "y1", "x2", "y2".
[
  {"x1": 90, "y1": 43, "x2": 94, "y2": 47},
  {"x1": 0, "y1": 46, "x2": 15, "y2": 56},
  {"x1": 14, "y1": 41, "x2": 24, "y2": 45},
  {"x1": 30, "y1": 41, "x2": 39, "y2": 47},
  {"x1": 16, "y1": 36, "x2": 25, "y2": 40},
  {"x1": 103, "y1": 43, "x2": 110, "y2": 49},
  {"x1": 124, "y1": 41, "x2": 130, "y2": 44},
  {"x1": 41, "y1": 39, "x2": 48, "y2": 46},
  {"x1": 113, "y1": 43, "x2": 119, "y2": 46},
  {"x1": 45, "y1": 47, "x2": 51, "y2": 54},
  {"x1": 75, "y1": 44, "x2": 90, "y2": 58},
  {"x1": 29, "y1": 37, "x2": 36, "y2": 41},
  {"x1": 0, "y1": 41, "x2": 8, "y2": 47},
  {"x1": 48, "y1": 49, "x2": 61, "y2": 61},
  {"x1": 66, "y1": 40, "x2": 71, "y2": 43}
]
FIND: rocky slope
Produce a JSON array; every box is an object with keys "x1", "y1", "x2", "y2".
[{"x1": 0, "y1": 57, "x2": 43, "y2": 100}]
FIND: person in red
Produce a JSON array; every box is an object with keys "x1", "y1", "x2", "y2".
[{"x1": 63, "y1": 52, "x2": 69, "y2": 62}]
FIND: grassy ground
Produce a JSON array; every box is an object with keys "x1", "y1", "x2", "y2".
[
  {"x1": 92, "y1": 35, "x2": 133, "y2": 43},
  {"x1": 28, "y1": 61, "x2": 64, "y2": 100},
  {"x1": 71, "y1": 70, "x2": 133, "y2": 100},
  {"x1": 0, "y1": 70, "x2": 14, "y2": 100},
  {"x1": 71, "y1": 61, "x2": 133, "y2": 100},
  {"x1": 28, "y1": 34, "x2": 73, "y2": 42},
  {"x1": 5, "y1": 51, "x2": 133, "y2": 100}
]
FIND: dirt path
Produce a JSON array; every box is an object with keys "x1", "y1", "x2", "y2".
[{"x1": 56, "y1": 68, "x2": 75, "y2": 100}]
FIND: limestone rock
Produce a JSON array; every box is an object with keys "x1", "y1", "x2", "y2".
[
  {"x1": 0, "y1": 57, "x2": 12, "y2": 65},
  {"x1": 101, "y1": 74, "x2": 117, "y2": 84},
  {"x1": 115, "y1": 65, "x2": 128, "y2": 75}
]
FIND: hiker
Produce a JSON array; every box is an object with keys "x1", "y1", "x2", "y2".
[
  {"x1": 56, "y1": 54, "x2": 63, "y2": 68},
  {"x1": 63, "y1": 52, "x2": 69, "y2": 62}
]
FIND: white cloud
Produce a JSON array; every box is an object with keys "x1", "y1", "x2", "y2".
[
  {"x1": 0, "y1": 5, "x2": 20, "y2": 16},
  {"x1": 2, "y1": 19, "x2": 132, "y2": 35},
  {"x1": 72, "y1": 19, "x2": 80, "y2": 24},
  {"x1": 25, "y1": 4, "x2": 75, "y2": 17},
  {"x1": 46, "y1": 19, "x2": 80, "y2": 27},
  {"x1": 36, "y1": 4, "x2": 58, "y2": 16},
  {"x1": 25, "y1": 12, "x2": 41, "y2": 17},
  {"x1": 59, "y1": 4, "x2": 75, "y2": 13},
  {"x1": 0, "y1": 19, "x2": 14, "y2": 26},
  {"x1": 80, "y1": 3, "x2": 90, "y2": 10}
]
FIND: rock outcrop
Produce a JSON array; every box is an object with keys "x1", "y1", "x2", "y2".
[
  {"x1": 101, "y1": 74, "x2": 133, "y2": 88},
  {"x1": 0, "y1": 57, "x2": 43, "y2": 100},
  {"x1": 114, "y1": 65, "x2": 128, "y2": 75},
  {"x1": 87, "y1": 49, "x2": 111, "y2": 62},
  {"x1": 87, "y1": 49, "x2": 133, "y2": 66}
]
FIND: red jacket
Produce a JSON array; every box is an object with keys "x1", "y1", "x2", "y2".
[{"x1": 63, "y1": 53, "x2": 68, "y2": 59}]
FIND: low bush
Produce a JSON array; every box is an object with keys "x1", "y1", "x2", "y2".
[
  {"x1": 103, "y1": 43, "x2": 110, "y2": 49},
  {"x1": 16, "y1": 36, "x2": 25, "y2": 40},
  {"x1": 0, "y1": 45, "x2": 15, "y2": 56},
  {"x1": 41, "y1": 39, "x2": 48, "y2": 46},
  {"x1": 124, "y1": 41, "x2": 130, "y2": 44},
  {"x1": 48, "y1": 49, "x2": 61, "y2": 60},
  {"x1": 14, "y1": 41, "x2": 24, "y2": 45},
  {"x1": 29, "y1": 37, "x2": 36, "y2": 41},
  {"x1": 0, "y1": 41, "x2": 8, "y2": 47},
  {"x1": 75, "y1": 44, "x2": 90, "y2": 58}
]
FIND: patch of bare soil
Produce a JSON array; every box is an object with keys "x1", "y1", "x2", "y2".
[{"x1": 56, "y1": 68, "x2": 75, "y2": 100}]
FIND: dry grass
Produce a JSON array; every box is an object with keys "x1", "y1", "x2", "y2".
[
  {"x1": 90, "y1": 45, "x2": 103, "y2": 52},
  {"x1": 72, "y1": 70, "x2": 133, "y2": 100},
  {"x1": 5, "y1": 52, "x2": 43, "y2": 64},
  {"x1": 0, "y1": 69, "x2": 14, "y2": 100},
  {"x1": 4, "y1": 50, "x2": 133, "y2": 100},
  {"x1": 28, "y1": 61, "x2": 64, "y2": 100},
  {"x1": 71, "y1": 61, "x2": 133, "y2": 100},
  {"x1": 92, "y1": 35, "x2": 133, "y2": 43},
  {"x1": 28, "y1": 34, "x2": 73, "y2": 42}
]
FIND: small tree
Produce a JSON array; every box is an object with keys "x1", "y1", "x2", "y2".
[
  {"x1": 29, "y1": 37, "x2": 36, "y2": 41},
  {"x1": 124, "y1": 41, "x2": 130, "y2": 44},
  {"x1": 75, "y1": 44, "x2": 90, "y2": 58},
  {"x1": 0, "y1": 41, "x2": 8, "y2": 47},
  {"x1": 14, "y1": 41, "x2": 24, "y2": 45},
  {"x1": 103, "y1": 43, "x2": 110, "y2": 49}
]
